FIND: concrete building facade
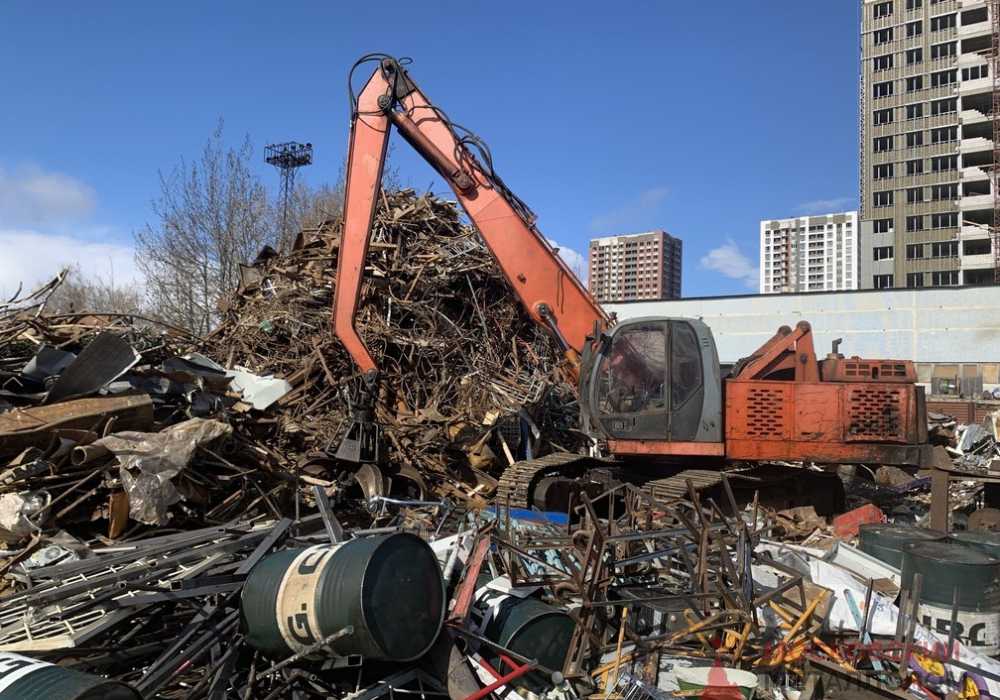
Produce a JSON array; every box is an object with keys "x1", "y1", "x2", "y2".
[
  {"x1": 588, "y1": 230, "x2": 682, "y2": 302},
  {"x1": 759, "y1": 211, "x2": 859, "y2": 294},
  {"x1": 860, "y1": 0, "x2": 998, "y2": 289}
]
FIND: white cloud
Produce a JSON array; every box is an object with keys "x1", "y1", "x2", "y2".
[
  {"x1": 589, "y1": 186, "x2": 670, "y2": 233},
  {"x1": 548, "y1": 239, "x2": 588, "y2": 285},
  {"x1": 0, "y1": 230, "x2": 140, "y2": 300},
  {"x1": 699, "y1": 239, "x2": 759, "y2": 290},
  {"x1": 795, "y1": 197, "x2": 855, "y2": 215},
  {"x1": 0, "y1": 164, "x2": 96, "y2": 227}
]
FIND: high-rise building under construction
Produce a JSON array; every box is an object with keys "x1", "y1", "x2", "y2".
[{"x1": 859, "y1": 0, "x2": 1000, "y2": 288}]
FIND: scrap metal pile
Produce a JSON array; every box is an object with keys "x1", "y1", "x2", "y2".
[
  {"x1": 202, "y1": 188, "x2": 584, "y2": 503},
  {"x1": 0, "y1": 191, "x2": 999, "y2": 699}
]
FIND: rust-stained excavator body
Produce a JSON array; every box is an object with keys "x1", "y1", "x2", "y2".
[{"x1": 331, "y1": 55, "x2": 942, "y2": 509}]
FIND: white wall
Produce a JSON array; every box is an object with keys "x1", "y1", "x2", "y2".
[{"x1": 605, "y1": 286, "x2": 1000, "y2": 364}]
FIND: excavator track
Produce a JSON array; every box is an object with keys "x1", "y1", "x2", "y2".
[
  {"x1": 495, "y1": 454, "x2": 732, "y2": 510},
  {"x1": 494, "y1": 452, "x2": 609, "y2": 509}
]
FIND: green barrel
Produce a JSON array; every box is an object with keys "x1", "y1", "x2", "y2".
[
  {"x1": 953, "y1": 530, "x2": 1000, "y2": 561},
  {"x1": 858, "y1": 524, "x2": 946, "y2": 568},
  {"x1": 241, "y1": 533, "x2": 444, "y2": 662},
  {"x1": 901, "y1": 539, "x2": 1000, "y2": 657},
  {"x1": 482, "y1": 596, "x2": 574, "y2": 691},
  {"x1": 0, "y1": 653, "x2": 139, "y2": 699}
]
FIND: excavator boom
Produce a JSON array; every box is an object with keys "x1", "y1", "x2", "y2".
[{"x1": 333, "y1": 56, "x2": 608, "y2": 383}]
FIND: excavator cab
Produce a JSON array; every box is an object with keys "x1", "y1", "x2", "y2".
[{"x1": 580, "y1": 318, "x2": 724, "y2": 453}]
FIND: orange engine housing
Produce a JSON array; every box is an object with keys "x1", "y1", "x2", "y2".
[{"x1": 724, "y1": 321, "x2": 931, "y2": 467}]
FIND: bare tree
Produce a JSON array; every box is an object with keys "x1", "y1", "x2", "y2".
[
  {"x1": 46, "y1": 265, "x2": 145, "y2": 316},
  {"x1": 136, "y1": 121, "x2": 273, "y2": 335}
]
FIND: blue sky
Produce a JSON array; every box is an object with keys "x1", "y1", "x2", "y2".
[{"x1": 0, "y1": 1, "x2": 860, "y2": 297}]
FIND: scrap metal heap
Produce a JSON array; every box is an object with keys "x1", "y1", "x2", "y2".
[
  {"x1": 202, "y1": 188, "x2": 585, "y2": 502},
  {"x1": 0, "y1": 192, "x2": 998, "y2": 698}
]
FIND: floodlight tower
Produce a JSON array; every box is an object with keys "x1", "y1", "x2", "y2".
[{"x1": 265, "y1": 142, "x2": 313, "y2": 242}]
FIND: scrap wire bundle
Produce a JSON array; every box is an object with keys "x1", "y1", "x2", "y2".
[{"x1": 204, "y1": 188, "x2": 586, "y2": 495}]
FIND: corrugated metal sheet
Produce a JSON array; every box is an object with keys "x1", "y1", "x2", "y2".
[{"x1": 605, "y1": 286, "x2": 1000, "y2": 364}]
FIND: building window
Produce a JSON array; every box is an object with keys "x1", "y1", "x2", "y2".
[
  {"x1": 906, "y1": 76, "x2": 923, "y2": 92},
  {"x1": 875, "y1": 28, "x2": 894, "y2": 45},
  {"x1": 906, "y1": 243, "x2": 925, "y2": 259},
  {"x1": 875, "y1": 1, "x2": 894, "y2": 17},
  {"x1": 873, "y1": 81, "x2": 894, "y2": 98},
  {"x1": 930, "y1": 13, "x2": 956, "y2": 31},
  {"x1": 873, "y1": 245, "x2": 895, "y2": 260},
  {"x1": 906, "y1": 20, "x2": 923, "y2": 36},
  {"x1": 874, "y1": 218, "x2": 894, "y2": 233},
  {"x1": 906, "y1": 158, "x2": 924, "y2": 175},
  {"x1": 931, "y1": 183, "x2": 958, "y2": 200},
  {"x1": 931, "y1": 154, "x2": 958, "y2": 171},
  {"x1": 906, "y1": 0, "x2": 922, "y2": 8},
  {"x1": 930, "y1": 98, "x2": 957, "y2": 115},
  {"x1": 930, "y1": 42, "x2": 956, "y2": 59},
  {"x1": 874, "y1": 54, "x2": 894, "y2": 71},
  {"x1": 906, "y1": 103, "x2": 924, "y2": 119},
  {"x1": 906, "y1": 130, "x2": 924, "y2": 147},
  {"x1": 906, "y1": 187, "x2": 923, "y2": 203},
  {"x1": 906, "y1": 48, "x2": 923, "y2": 64},
  {"x1": 930, "y1": 125, "x2": 958, "y2": 143},
  {"x1": 874, "y1": 274, "x2": 895, "y2": 288},
  {"x1": 874, "y1": 135, "x2": 894, "y2": 152},
  {"x1": 931, "y1": 212, "x2": 958, "y2": 228},
  {"x1": 875, "y1": 163, "x2": 895, "y2": 180},
  {"x1": 874, "y1": 190, "x2": 895, "y2": 207},
  {"x1": 930, "y1": 69, "x2": 957, "y2": 87},
  {"x1": 874, "y1": 108, "x2": 895, "y2": 125},
  {"x1": 931, "y1": 240, "x2": 959, "y2": 257},
  {"x1": 931, "y1": 270, "x2": 959, "y2": 285},
  {"x1": 906, "y1": 272, "x2": 925, "y2": 287},
  {"x1": 907, "y1": 215, "x2": 925, "y2": 232},
  {"x1": 962, "y1": 65, "x2": 989, "y2": 81}
]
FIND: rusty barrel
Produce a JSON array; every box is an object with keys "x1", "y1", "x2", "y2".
[
  {"x1": 0, "y1": 652, "x2": 139, "y2": 699},
  {"x1": 901, "y1": 539, "x2": 1000, "y2": 657},
  {"x1": 241, "y1": 533, "x2": 444, "y2": 661}
]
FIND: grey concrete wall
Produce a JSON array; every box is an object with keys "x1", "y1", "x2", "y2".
[{"x1": 604, "y1": 286, "x2": 1000, "y2": 364}]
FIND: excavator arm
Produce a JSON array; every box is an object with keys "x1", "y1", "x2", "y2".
[{"x1": 332, "y1": 56, "x2": 609, "y2": 385}]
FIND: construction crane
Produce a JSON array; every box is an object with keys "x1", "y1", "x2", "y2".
[{"x1": 331, "y1": 54, "x2": 944, "y2": 511}]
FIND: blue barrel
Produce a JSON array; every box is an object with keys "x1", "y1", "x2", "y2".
[
  {"x1": 241, "y1": 533, "x2": 444, "y2": 661},
  {"x1": 0, "y1": 653, "x2": 139, "y2": 699}
]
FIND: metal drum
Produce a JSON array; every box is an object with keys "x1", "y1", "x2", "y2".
[
  {"x1": 953, "y1": 529, "x2": 1000, "y2": 561},
  {"x1": 482, "y1": 595, "x2": 574, "y2": 691},
  {"x1": 241, "y1": 533, "x2": 445, "y2": 661},
  {"x1": 0, "y1": 653, "x2": 139, "y2": 699},
  {"x1": 858, "y1": 524, "x2": 946, "y2": 568},
  {"x1": 901, "y1": 539, "x2": 1000, "y2": 657}
]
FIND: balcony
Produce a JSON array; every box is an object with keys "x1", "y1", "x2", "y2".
[
  {"x1": 961, "y1": 108, "x2": 989, "y2": 123},
  {"x1": 958, "y1": 20, "x2": 991, "y2": 37},
  {"x1": 959, "y1": 0, "x2": 987, "y2": 8},
  {"x1": 961, "y1": 223, "x2": 993, "y2": 238},
  {"x1": 960, "y1": 136, "x2": 994, "y2": 152},
  {"x1": 961, "y1": 164, "x2": 990, "y2": 180},
  {"x1": 959, "y1": 76, "x2": 992, "y2": 94},
  {"x1": 962, "y1": 252, "x2": 996, "y2": 266},
  {"x1": 960, "y1": 191, "x2": 995, "y2": 208}
]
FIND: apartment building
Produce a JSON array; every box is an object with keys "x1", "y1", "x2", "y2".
[
  {"x1": 588, "y1": 230, "x2": 682, "y2": 302},
  {"x1": 759, "y1": 212, "x2": 859, "y2": 294},
  {"x1": 860, "y1": 0, "x2": 997, "y2": 289}
]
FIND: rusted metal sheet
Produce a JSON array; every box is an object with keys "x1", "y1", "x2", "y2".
[{"x1": 0, "y1": 394, "x2": 153, "y2": 457}]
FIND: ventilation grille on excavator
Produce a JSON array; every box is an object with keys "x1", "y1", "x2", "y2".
[
  {"x1": 848, "y1": 387, "x2": 904, "y2": 441},
  {"x1": 746, "y1": 388, "x2": 785, "y2": 439}
]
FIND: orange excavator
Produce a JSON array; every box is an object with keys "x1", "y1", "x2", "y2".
[{"x1": 331, "y1": 55, "x2": 941, "y2": 510}]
